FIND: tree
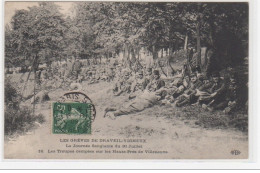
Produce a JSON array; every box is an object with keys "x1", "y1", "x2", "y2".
[{"x1": 7, "y1": 2, "x2": 67, "y2": 70}]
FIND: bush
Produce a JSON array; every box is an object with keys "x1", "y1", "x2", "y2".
[{"x1": 4, "y1": 80, "x2": 45, "y2": 135}]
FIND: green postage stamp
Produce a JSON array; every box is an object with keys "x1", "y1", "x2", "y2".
[{"x1": 52, "y1": 102, "x2": 92, "y2": 134}]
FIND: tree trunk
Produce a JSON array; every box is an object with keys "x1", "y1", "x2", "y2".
[
  {"x1": 136, "y1": 47, "x2": 140, "y2": 60},
  {"x1": 131, "y1": 47, "x2": 136, "y2": 62},
  {"x1": 208, "y1": 20, "x2": 215, "y2": 48},
  {"x1": 184, "y1": 34, "x2": 188, "y2": 50},
  {"x1": 196, "y1": 4, "x2": 202, "y2": 68},
  {"x1": 174, "y1": 42, "x2": 178, "y2": 52},
  {"x1": 123, "y1": 46, "x2": 126, "y2": 60},
  {"x1": 33, "y1": 69, "x2": 36, "y2": 116},
  {"x1": 152, "y1": 45, "x2": 158, "y2": 60},
  {"x1": 169, "y1": 46, "x2": 173, "y2": 57}
]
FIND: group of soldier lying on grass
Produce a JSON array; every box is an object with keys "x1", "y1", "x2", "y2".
[
  {"x1": 104, "y1": 65, "x2": 238, "y2": 120},
  {"x1": 31, "y1": 59, "x2": 238, "y2": 120}
]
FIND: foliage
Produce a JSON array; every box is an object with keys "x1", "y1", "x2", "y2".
[
  {"x1": 5, "y1": 79, "x2": 45, "y2": 135},
  {"x1": 5, "y1": 2, "x2": 67, "y2": 69},
  {"x1": 5, "y1": 2, "x2": 248, "y2": 72}
]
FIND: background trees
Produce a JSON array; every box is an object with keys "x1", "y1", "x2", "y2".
[
  {"x1": 5, "y1": 2, "x2": 248, "y2": 73},
  {"x1": 5, "y1": 2, "x2": 67, "y2": 70}
]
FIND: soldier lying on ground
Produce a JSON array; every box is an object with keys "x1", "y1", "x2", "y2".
[{"x1": 105, "y1": 70, "x2": 166, "y2": 120}]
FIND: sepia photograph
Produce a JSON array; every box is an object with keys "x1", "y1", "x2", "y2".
[{"x1": 4, "y1": 1, "x2": 249, "y2": 160}]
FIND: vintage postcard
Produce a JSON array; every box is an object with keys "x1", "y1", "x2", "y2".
[{"x1": 4, "y1": 1, "x2": 248, "y2": 159}]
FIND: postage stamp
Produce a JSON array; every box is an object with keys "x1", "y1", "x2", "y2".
[{"x1": 52, "y1": 102, "x2": 92, "y2": 134}]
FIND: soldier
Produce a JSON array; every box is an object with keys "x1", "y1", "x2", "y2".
[
  {"x1": 223, "y1": 74, "x2": 237, "y2": 114},
  {"x1": 175, "y1": 73, "x2": 203, "y2": 107},
  {"x1": 129, "y1": 70, "x2": 149, "y2": 99},
  {"x1": 196, "y1": 75, "x2": 213, "y2": 105},
  {"x1": 100, "y1": 69, "x2": 107, "y2": 81},
  {"x1": 201, "y1": 72, "x2": 227, "y2": 111},
  {"x1": 146, "y1": 70, "x2": 165, "y2": 92},
  {"x1": 107, "y1": 67, "x2": 115, "y2": 82},
  {"x1": 194, "y1": 66, "x2": 204, "y2": 83},
  {"x1": 198, "y1": 75, "x2": 213, "y2": 92},
  {"x1": 105, "y1": 70, "x2": 166, "y2": 119},
  {"x1": 163, "y1": 78, "x2": 185, "y2": 104},
  {"x1": 73, "y1": 58, "x2": 82, "y2": 80},
  {"x1": 87, "y1": 71, "x2": 93, "y2": 81},
  {"x1": 145, "y1": 67, "x2": 153, "y2": 83},
  {"x1": 113, "y1": 70, "x2": 132, "y2": 96},
  {"x1": 70, "y1": 80, "x2": 83, "y2": 91},
  {"x1": 171, "y1": 79, "x2": 186, "y2": 101},
  {"x1": 31, "y1": 90, "x2": 50, "y2": 104},
  {"x1": 65, "y1": 58, "x2": 73, "y2": 78},
  {"x1": 114, "y1": 65, "x2": 122, "y2": 80},
  {"x1": 41, "y1": 69, "x2": 48, "y2": 81},
  {"x1": 89, "y1": 71, "x2": 98, "y2": 84}
]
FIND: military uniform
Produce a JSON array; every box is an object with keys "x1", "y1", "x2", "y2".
[
  {"x1": 73, "y1": 59, "x2": 82, "y2": 80},
  {"x1": 129, "y1": 71, "x2": 149, "y2": 99},
  {"x1": 65, "y1": 60, "x2": 73, "y2": 78},
  {"x1": 113, "y1": 70, "x2": 132, "y2": 96},
  {"x1": 144, "y1": 68, "x2": 153, "y2": 84},
  {"x1": 147, "y1": 77, "x2": 165, "y2": 92},
  {"x1": 105, "y1": 70, "x2": 165, "y2": 118},
  {"x1": 201, "y1": 72, "x2": 227, "y2": 111},
  {"x1": 176, "y1": 74, "x2": 203, "y2": 107},
  {"x1": 222, "y1": 78, "x2": 237, "y2": 114},
  {"x1": 106, "y1": 91, "x2": 161, "y2": 118}
]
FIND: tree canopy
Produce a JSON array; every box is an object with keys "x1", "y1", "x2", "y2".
[
  {"x1": 5, "y1": 2, "x2": 248, "y2": 71},
  {"x1": 5, "y1": 2, "x2": 67, "y2": 69}
]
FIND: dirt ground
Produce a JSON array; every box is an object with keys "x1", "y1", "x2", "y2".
[{"x1": 4, "y1": 81, "x2": 248, "y2": 159}]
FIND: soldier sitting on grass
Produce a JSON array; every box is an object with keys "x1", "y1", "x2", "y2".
[
  {"x1": 146, "y1": 70, "x2": 165, "y2": 92},
  {"x1": 163, "y1": 78, "x2": 186, "y2": 104},
  {"x1": 129, "y1": 70, "x2": 149, "y2": 99},
  {"x1": 199, "y1": 72, "x2": 227, "y2": 112},
  {"x1": 113, "y1": 70, "x2": 132, "y2": 96},
  {"x1": 223, "y1": 74, "x2": 238, "y2": 114},
  {"x1": 175, "y1": 73, "x2": 203, "y2": 107}
]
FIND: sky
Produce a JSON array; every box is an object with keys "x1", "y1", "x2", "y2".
[{"x1": 5, "y1": 1, "x2": 75, "y2": 26}]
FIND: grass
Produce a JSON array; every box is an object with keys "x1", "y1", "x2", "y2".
[
  {"x1": 142, "y1": 102, "x2": 248, "y2": 133},
  {"x1": 179, "y1": 105, "x2": 248, "y2": 132}
]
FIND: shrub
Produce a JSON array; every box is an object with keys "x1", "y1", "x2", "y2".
[{"x1": 4, "y1": 80, "x2": 45, "y2": 135}]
